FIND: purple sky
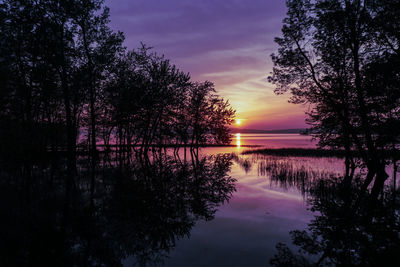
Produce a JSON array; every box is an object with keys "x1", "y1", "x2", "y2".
[{"x1": 106, "y1": 0, "x2": 308, "y2": 130}]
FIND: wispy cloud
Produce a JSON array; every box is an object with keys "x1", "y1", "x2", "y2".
[{"x1": 106, "y1": 0, "x2": 307, "y2": 130}]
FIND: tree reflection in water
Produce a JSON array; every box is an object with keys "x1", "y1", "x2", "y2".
[
  {"x1": 267, "y1": 169, "x2": 400, "y2": 266},
  {"x1": 234, "y1": 154, "x2": 400, "y2": 266},
  {"x1": 0, "y1": 151, "x2": 235, "y2": 266}
]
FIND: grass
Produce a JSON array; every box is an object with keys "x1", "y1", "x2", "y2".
[
  {"x1": 241, "y1": 148, "x2": 347, "y2": 158},
  {"x1": 242, "y1": 147, "x2": 400, "y2": 159}
]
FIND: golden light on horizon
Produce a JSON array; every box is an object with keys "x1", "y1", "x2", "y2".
[{"x1": 235, "y1": 119, "x2": 242, "y2": 125}]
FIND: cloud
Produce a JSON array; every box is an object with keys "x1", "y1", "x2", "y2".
[
  {"x1": 107, "y1": 0, "x2": 285, "y2": 62},
  {"x1": 106, "y1": 0, "x2": 307, "y2": 129}
]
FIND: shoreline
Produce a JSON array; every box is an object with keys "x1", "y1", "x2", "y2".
[
  {"x1": 5, "y1": 146, "x2": 398, "y2": 160},
  {"x1": 242, "y1": 148, "x2": 400, "y2": 159},
  {"x1": 241, "y1": 148, "x2": 345, "y2": 158},
  {"x1": 95, "y1": 144, "x2": 261, "y2": 148}
]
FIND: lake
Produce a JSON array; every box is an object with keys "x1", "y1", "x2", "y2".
[
  {"x1": 232, "y1": 133, "x2": 317, "y2": 148},
  {"x1": 5, "y1": 133, "x2": 393, "y2": 266},
  {"x1": 122, "y1": 134, "x2": 343, "y2": 266}
]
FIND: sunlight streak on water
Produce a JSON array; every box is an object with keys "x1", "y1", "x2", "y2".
[
  {"x1": 236, "y1": 133, "x2": 241, "y2": 148},
  {"x1": 230, "y1": 133, "x2": 316, "y2": 148}
]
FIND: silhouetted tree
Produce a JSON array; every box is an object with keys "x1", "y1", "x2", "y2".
[
  {"x1": 0, "y1": 0, "x2": 235, "y2": 159},
  {"x1": 269, "y1": 0, "x2": 400, "y2": 198},
  {"x1": 72, "y1": 0, "x2": 124, "y2": 156},
  {"x1": 186, "y1": 81, "x2": 234, "y2": 147},
  {"x1": 104, "y1": 46, "x2": 234, "y2": 151}
]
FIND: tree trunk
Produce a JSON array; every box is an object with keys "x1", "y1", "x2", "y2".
[
  {"x1": 371, "y1": 164, "x2": 389, "y2": 200},
  {"x1": 80, "y1": 22, "x2": 97, "y2": 157}
]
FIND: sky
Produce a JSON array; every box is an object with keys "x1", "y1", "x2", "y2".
[{"x1": 106, "y1": 0, "x2": 309, "y2": 130}]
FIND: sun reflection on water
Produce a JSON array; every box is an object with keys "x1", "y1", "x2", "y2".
[{"x1": 236, "y1": 133, "x2": 241, "y2": 148}]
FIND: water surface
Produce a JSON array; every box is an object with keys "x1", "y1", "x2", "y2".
[
  {"x1": 232, "y1": 133, "x2": 317, "y2": 148},
  {"x1": 154, "y1": 134, "x2": 343, "y2": 266},
  {"x1": 1, "y1": 134, "x2": 349, "y2": 266}
]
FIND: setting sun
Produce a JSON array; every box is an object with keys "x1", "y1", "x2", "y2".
[{"x1": 235, "y1": 119, "x2": 242, "y2": 125}]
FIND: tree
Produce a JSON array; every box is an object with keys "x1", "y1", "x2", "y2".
[
  {"x1": 269, "y1": 0, "x2": 400, "y2": 198},
  {"x1": 0, "y1": 0, "x2": 235, "y2": 159},
  {"x1": 186, "y1": 81, "x2": 235, "y2": 147},
  {"x1": 104, "y1": 47, "x2": 235, "y2": 151},
  {"x1": 72, "y1": 0, "x2": 124, "y2": 155}
]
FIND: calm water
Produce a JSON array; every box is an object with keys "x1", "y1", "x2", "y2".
[
  {"x1": 232, "y1": 133, "x2": 317, "y2": 148},
  {"x1": 4, "y1": 134, "x2": 396, "y2": 266},
  {"x1": 123, "y1": 134, "x2": 343, "y2": 266},
  {"x1": 204, "y1": 133, "x2": 317, "y2": 155}
]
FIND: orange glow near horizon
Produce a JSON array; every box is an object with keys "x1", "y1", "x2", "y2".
[{"x1": 200, "y1": 63, "x2": 309, "y2": 130}]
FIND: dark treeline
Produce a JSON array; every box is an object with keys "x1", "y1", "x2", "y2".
[
  {"x1": 0, "y1": 1, "x2": 237, "y2": 265},
  {"x1": 0, "y1": 0, "x2": 235, "y2": 159},
  {"x1": 270, "y1": 0, "x2": 400, "y2": 199}
]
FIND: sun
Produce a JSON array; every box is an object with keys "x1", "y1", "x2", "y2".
[{"x1": 235, "y1": 119, "x2": 242, "y2": 125}]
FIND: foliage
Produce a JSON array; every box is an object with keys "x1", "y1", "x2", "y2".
[
  {"x1": 269, "y1": 0, "x2": 400, "y2": 197},
  {"x1": 0, "y1": 0, "x2": 235, "y2": 159}
]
